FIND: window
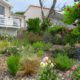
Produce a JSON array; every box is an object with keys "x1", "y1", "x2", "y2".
[{"x1": 0, "y1": 5, "x2": 5, "y2": 15}]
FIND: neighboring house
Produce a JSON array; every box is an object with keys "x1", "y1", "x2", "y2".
[
  {"x1": 0, "y1": 0, "x2": 25, "y2": 36},
  {"x1": 24, "y1": 5, "x2": 49, "y2": 20},
  {"x1": 24, "y1": 5, "x2": 75, "y2": 29}
]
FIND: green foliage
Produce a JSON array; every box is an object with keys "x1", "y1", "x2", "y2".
[
  {"x1": 73, "y1": 65, "x2": 80, "y2": 80},
  {"x1": 65, "y1": 26, "x2": 80, "y2": 45},
  {"x1": 27, "y1": 18, "x2": 41, "y2": 33},
  {"x1": 38, "y1": 62, "x2": 56, "y2": 80},
  {"x1": 37, "y1": 50, "x2": 44, "y2": 57},
  {"x1": 27, "y1": 32, "x2": 43, "y2": 43},
  {"x1": 33, "y1": 42, "x2": 52, "y2": 52},
  {"x1": 48, "y1": 25, "x2": 65, "y2": 35},
  {"x1": 55, "y1": 54, "x2": 75, "y2": 71},
  {"x1": 41, "y1": 18, "x2": 51, "y2": 31},
  {"x1": 15, "y1": 12, "x2": 24, "y2": 15},
  {"x1": 7, "y1": 55, "x2": 20, "y2": 76},
  {"x1": 0, "y1": 40, "x2": 10, "y2": 52},
  {"x1": 64, "y1": 3, "x2": 80, "y2": 24},
  {"x1": 0, "y1": 33, "x2": 14, "y2": 41}
]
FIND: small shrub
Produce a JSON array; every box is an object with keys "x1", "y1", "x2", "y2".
[
  {"x1": 0, "y1": 40, "x2": 10, "y2": 52},
  {"x1": 48, "y1": 25, "x2": 65, "y2": 36},
  {"x1": 33, "y1": 42, "x2": 52, "y2": 52},
  {"x1": 19, "y1": 56, "x2": 40, "y2": 76},
  {"x1": 27, "y1": 32, "x2": 43, "y2": 43},
  {"x1": 41, "y1": 18, "x2": 51, "y2": 31},
  {"x1": 38, "y1": 60, "x2": 56, "y2": 80},
  {"x1": 0, "y1": 33, "x2": 14, "y2": 41},
  {"x1": 55, "y1": 54, "x2": 75, "y2": 71},
  {"x1": 37, "y1": 50, "x2": 44, "y2": 57},
  {"x1": 73, "y1": 65, "x2": 80, "y2": 80},
  {"x1": 7, "y1": 55, "x2": 20, "y2": 76},
  {"x1": 27, "y1": 18, "x2": 41, "y2": 33}
]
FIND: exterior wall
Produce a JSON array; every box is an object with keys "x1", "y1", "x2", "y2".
[
  {"x1": 0, "y1": 27, "x2": 18, "y2": 36},
  {"x1": 0, "y1": 2, "x2": 11, "y2": 17},
  {"x1": 24, "y1": 6, "x2": 49, "y2": 20}
]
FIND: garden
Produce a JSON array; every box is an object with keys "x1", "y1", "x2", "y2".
[{"x1": 0, "y1": 2, "x2": 80, "y2": 80}]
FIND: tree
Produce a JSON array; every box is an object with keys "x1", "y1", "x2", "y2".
[{"x1": 39, "y1": 0, "x2": 57, "y2": 20}]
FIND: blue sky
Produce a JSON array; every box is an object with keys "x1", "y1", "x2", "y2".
[{"x1": 8, "y1": 0, "x2": 74, "y2": 12}]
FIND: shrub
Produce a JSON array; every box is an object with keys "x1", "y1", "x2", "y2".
[
  {"x1": 27, "y1": 32, "x2": 43, "y2": 43},
  {"x1": 7, "y1": 55, "x2": 20, "y2": 76},
  {"x1": 19, "y1": 56, "x2": 40, "y2": 76},
  {"x1": 65, "y1": 26, "x2": 80, "y2": 45},
  {"x1": 3, "y1": 46, "x2": 20, "y2": 55},
  {"x1": 37, "y1": 50, "x2": 44, "y2": 57},
  {"x1": 64, "y1": 3, "x2": 80, "y2": 24},
  {"x1": 33, "y1": 42, "x2": 52, "y2": 52},
  {"x1": 27, "y1": 18, "x2": 41, "y2": 33},
  {"x1": 73, "y1": 65, "x2": 80, "y2": 80},
  {"x1": 48, "y1": 25, "x2": 65, "y2": 36},
  {"x1": 55, "y1": 54, "x2": 75, "y2": 71},
  {"x1": 0, "y1": 33, "x2": 14, "y2": 41},
  {"x1": 41, "y1": 18, "x2": 51, "y2": 31},
  {"x1": 0, "y1": 40, "x2": 10, "y2": 52},
  {"x1": 38, "y1": 60, "x2": 56, "y2": 80}
]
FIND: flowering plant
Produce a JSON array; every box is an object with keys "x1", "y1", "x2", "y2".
[
  {"x1": 38, "y1": 56, "x2": 56, "y2": 80},
  {"x1": 64, "y1": 2, "x2": 80, "y2": 24}
]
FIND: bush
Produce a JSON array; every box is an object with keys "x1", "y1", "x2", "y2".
[
  {"x1": 41, "y1": 18, "x2": 51, "y2": 31},
  {"x1": 55, "y1": 54, "x2": 75, "y2": 71},
  {"x1": 38, "y1": 60, "x2": 56, "y2": 80},
  {"x1": 48, "y1": 25, "x2": 65, "y2": 36},
  {"x1": 64, "y1": 3, "x2": 80, "y2": 24},
  {"x1": 27, "y1": 18, "x2": 41, "y2": 33},
  {"x1": 33, "y1": 42, "x2": 52, "y2": 52},
  {"x1": 73, "y1": 65, "x2": 80, "y2": 80},
  {"x1": 0, "y1": 33, "x2": 14, "y2": 41},
  {"x1": 37, "y1": 50, "x2": 44, "y2": 57},
  {"x1": 65, "y1": 26, "x2": 80, "y2": 45},
  {"x1": 0, "y1": 40, "x2": 10, "y2": 52},
  {"x1": 19, "y1": 56, "x2": 40, "y2": 76},
  {"x1": 7, "y1": 55, "x2": 20, "y2": 76},
  {"x1": 27, "y1": 32, "x2": 43, "y2": 43}
]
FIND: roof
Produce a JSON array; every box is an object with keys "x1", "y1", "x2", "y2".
[{"x1": 0, "y1": 0, "x2": 12, "y2": 7}]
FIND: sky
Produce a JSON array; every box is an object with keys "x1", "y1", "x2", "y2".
[{"x1": 8, "y1": 0, "x2": 74, "y2": 12}]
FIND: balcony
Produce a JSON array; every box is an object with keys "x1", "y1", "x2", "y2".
[{"x1": 0, "y1": 17, "x2": 20, "y2": 28}]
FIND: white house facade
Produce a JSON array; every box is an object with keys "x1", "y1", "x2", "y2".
[
  {"x1": 24, "y1": 5, "x2": 49, "y2": 20},
  {"x1": 0, "y1": 0, "x2": 25, "y2": 36}
]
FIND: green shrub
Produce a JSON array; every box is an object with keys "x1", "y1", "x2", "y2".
[
  {"x1": 38, "y1": 61, "x2": 56, "y2": 80},
  {"x1": 65, "y1": 26, "x2": 80, "y2": 45},
  {"x1": 27, "y1": 18, "x2": 41, "y2": 33},
  {"x1": 73, "y1": 65, "x2": 80, "y2": 80},
  {"x1": 37, "y1": 50, "x2": 44, "y2": 57},
  {"x1": 0, "y1": 40, "x2": 10, "y2": 52},
  {"x1": 0, "y1": 33, "x2": 14, "y2": 41},
  {"x1": 64, "y1": 3, "x2": 80, "y2": 24},
  {"x1": 33, "y1": 42, "x2": 52, "y2": 52},
  {"x1": 48, "y1": 25, "x2": 65, "y2": 36},
  {"x1": 41, "y1": 18, "x2": 51, "y2": 31},
  {"x1": 27, "y1": 32, "x2": 43, "y2": 43},
  {"x1": 55, "y1": 54, "x2": 75, "y2": 71},
  {"x1": 7, "y1": 55, "x2": 20, "y2": 76}
]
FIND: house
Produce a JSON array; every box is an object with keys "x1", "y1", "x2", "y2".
[
  {"x1": 0, "y1": 0, "x2": 25, "y2": 36},
  {"x1": 24, "y1": 5, "x2": 75, "y2": 29},
  {"x1": 24, "y1": 5, "x2": 49, "y2": 20}
]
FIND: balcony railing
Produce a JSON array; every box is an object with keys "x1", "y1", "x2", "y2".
[{"x1": 0, "y1": 17, "x2": 20, "y2": 28}]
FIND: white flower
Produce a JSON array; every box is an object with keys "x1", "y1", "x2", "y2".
[{"x1": 43, "y1": 56, "x2": 49, "y2": 62}]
